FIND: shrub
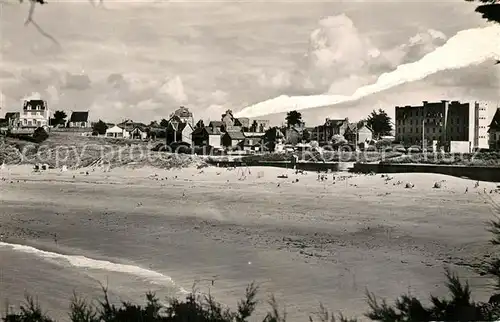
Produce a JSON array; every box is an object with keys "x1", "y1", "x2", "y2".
[{"x1": 32, "y1": 127, "x2": 49, "y2": 143}]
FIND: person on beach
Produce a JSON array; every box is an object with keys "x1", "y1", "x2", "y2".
[{"x1": 465, "y1": 187, "x2": 468, "y2": 194}]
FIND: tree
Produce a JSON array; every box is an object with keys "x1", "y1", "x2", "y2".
[
  {"x1": 53, "y1": 110, "x2": 67, "y2": 127},
  {"x1": 302, "y1": 128, "x2": 311, "y2": 142},
  {"x1": 263, "y1": 127, "x2": 282, "y2": 152},
  {"x1": 331, "y1": 134, "x2": 347, "y2": 147},
  {"x1": 250, "y1": 120, "x2": 258, "y2": 132},
  {"x1": 366, "y1": 109, "x2": 392, "y2": 139},
  {"x1": 466, "y1": 0, "x2": 500, "y2": 64},
  {"x1": 92, "y1": 120, "x2": 108, "y2": 135},
  {"x1": 160, "y1": 119, "x2": 169, "y2": 128},
  {"x1": 285, "y1": 110, "x2": 302, "y2": 128},
  {"x1": 195, "y1": 119, "x2": 205, "y2": 129}
]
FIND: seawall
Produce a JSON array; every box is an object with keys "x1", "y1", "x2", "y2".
[
  {"x1": 351, "y1": 163, "x2": 500, "y2": 182},
  {"x1": 209, "y1": 160, "x2": 344, "y2": 172}
]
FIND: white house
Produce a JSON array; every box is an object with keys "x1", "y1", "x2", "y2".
[
  {"x1": 19, "y1": 99, "x2": 50, "y2": 128},
  {"x1": 130, "y1": 127, "x2": 148, "y2": 140},
  {"x1": 105, "y1": 125, "x2": 130, "y2": 139}
]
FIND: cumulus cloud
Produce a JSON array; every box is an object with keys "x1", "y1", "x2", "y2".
[
  {"x1": 383, "y1": 29, "x2": 448, "y2": 66},
  {"x1": 253, "y1": 14, "x2": 452, "y2": 100},
  {"x1": 62, "y1": 72, "x2": 92, "y2": 90},
  {"x1": 211, "y1": 90, "x2": 229, "y2": 104},
  {"x1": 22, "y1": 92, "x2": 43, "y2": 101},
  {"x1": 238, "y1": 17, "x2": 500, "y2": 119},
  {"x1": 158, "y1": 76, "x2": 187, "y2": 103}
]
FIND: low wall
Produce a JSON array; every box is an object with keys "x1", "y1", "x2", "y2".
[
  {"x1": 208, "y1": 160, "x2": 342, "y2": 172},
  {"x1": 351, "y1": 163, "x2": 500, "y2": 182}
]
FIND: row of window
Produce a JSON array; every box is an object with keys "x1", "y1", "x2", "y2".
[
  {"x1": 397, "y1": 118, "x2": 466, "y2": 125},
  {"x1": 22, "y1": 119, "x2": 44, "y2": 126},
  {"x1": 397, "y1": 127, "x2": 467, "y2": 134}
]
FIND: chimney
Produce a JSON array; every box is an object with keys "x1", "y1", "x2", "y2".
[{"x1": 423, "y1": 101, "x2": 428, "y2": 105}]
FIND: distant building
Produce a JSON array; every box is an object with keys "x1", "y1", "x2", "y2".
[
  {"x1": 311, "y1": 118, "x2": 350, "y2": 143},
  {"x1": 68, "y1": 111, "x2": 90, "y2": 128},
  {"x1": 105, "y1": 125, "x2": 129, "y2": 139},
  {"x1": 221, "y1": 110, "x2": 250, "y2": 132},
  {"x1": 4, "y1": 112, "x2": 20, "y2": 127},
  {"x1": 208, "y1": 121, "x2": 225, "y2": 133},
  {"x1": 238, "y1": 133, "x2": 264, "y2": 151},
  {"x1": 19, "y1": 99, "x2": 50, "y2": 128},
  {"x1": 192, "y1": 126, "x2": 222, "y2": 148},
  {"x1": 166, "y1": 120, "x2": 193, "y2": 146},
  {"x1": 394, "y1": 100, "x2": 478, "y2": 148},
  {"x1": 474, "y1": 101, "x2": 491, "y2": 150},
  {"x1": 488, "y1": 107, "x2": 500, "y2": 150},
  {"x1": 344, "y1": 121, "x2": 373, "y2": 145},
  {"x1": 250, "y1": 119, "x2": 270, "y2": 133},
  {"x1": 221, "y1": 131, "x2": 245, "y2": 148},
  {"x1": 117, "y1": 120, "x2": 148, "y2": 140},
  {"x1": 169, "y1": 106, "x2": 194, "y2": 128}
]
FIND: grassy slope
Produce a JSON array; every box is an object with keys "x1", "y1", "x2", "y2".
[{"x1": 0, "y1": 133, "x2": 204, "y2": 169}]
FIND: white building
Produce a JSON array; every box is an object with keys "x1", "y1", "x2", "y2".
[
  {"x1": 19, "y1": 99, "x2": 50, "y2": 128},
  {"x1": 105, "y1": 125, "x2": 130, "y2": 139},
  {"x1": 473, "y1": 101, "x2": 491, "y2": 150}
]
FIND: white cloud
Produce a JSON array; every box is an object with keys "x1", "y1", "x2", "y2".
[
  {"x1": 238, "y1": 21, "x2": 500, "y2": 119},
  {"x1": 158, "y1": 76, "x2": 187, "y2": 103}
]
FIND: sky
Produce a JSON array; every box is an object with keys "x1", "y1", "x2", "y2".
[{"x1": 0, "y1": 0, "x2": 498, "y2": 125}]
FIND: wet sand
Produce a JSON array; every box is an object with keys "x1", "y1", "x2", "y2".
[{"x1": 0, "y1": 165, "x2": 497, "y2": 321}]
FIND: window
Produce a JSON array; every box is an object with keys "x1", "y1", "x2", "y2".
[{"x1": 432, "y1": 128, "x2": 435, "y2": 133}]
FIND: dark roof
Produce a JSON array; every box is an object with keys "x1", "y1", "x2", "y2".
[
  {"x1": 224, "y1": 131, "x2": 245, "y2": 140},
  {"x1": 69, "y1": 111, "x2": 89, "y2": 123},
  {"x1": 118, "y1": 120, "x2": 147, "y2": 131},
  {"x1": 206, "y1": 126, "x2": 221, "y2": 135},
  {"x1": 209, "y1": 121, "x2": 224, "y2": 127},
  {"x1": 24, "y1": 100, "x2": 47, "y2": 110},
  {"x1": 193, "y1": 126, "x2": 221, "y2": 136},
  {"x1": 168, "y1": 121, "x2": 193, "y2": 132},
  {"x1": 5, "y1": 112, "x2": 20, "y2": 120}
]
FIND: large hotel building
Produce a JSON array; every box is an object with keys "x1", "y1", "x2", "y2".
[{"x1": 394, "y1": 100, "x2": 489, "y2": 150}]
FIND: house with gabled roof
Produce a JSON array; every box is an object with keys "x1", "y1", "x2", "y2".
[
  {"x1": 166, "y1": 120, "x2": 194, "y2": 146},
  {"x1": 221, "y1": 131, "x2": 245, "y2": 148},
  {"x1": 117, "y1": 119, "x2": 148, "y2": 140},
  {"x1": 192, "y1": 126, "x2": 222, "y2": 148},
  {"x1": 488, "y1": 108, "x2": 500, "y2": 150},
  {"x1": 105, "y1": 125, "x2": 130, "y2": 139},
  {"x1": 221, "y1": 110, "x2": 250, "y2": 132},
  {"x1": 344, "y1": 121, "x2": 373, "y2": 145},
  {"x1": 68, "y1": 111, "x2": 90, "y2": 128},
  {"x1": 208, "y1": 121, "x2": 225, "y2": 133}
]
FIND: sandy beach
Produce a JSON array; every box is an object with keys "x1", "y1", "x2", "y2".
[{"x1": 0, "y1": 164, "x2": 498, "y2": 321}]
